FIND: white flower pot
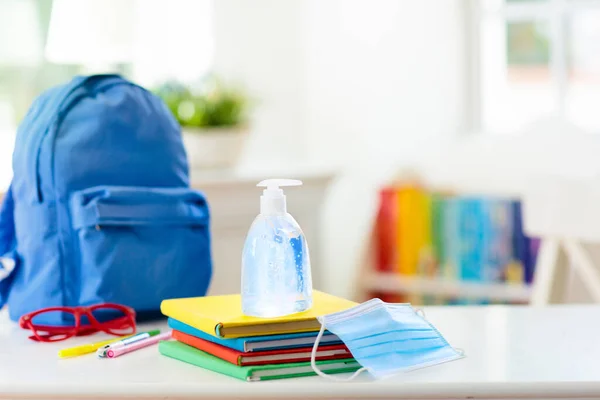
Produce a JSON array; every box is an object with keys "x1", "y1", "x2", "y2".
[{"x1": 182, "y1": 126, "x2": 248, "y2": 169}]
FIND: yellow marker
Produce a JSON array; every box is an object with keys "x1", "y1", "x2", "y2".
[{"x1": 58, "y1": 334, "x2": 135, "y2": 358}]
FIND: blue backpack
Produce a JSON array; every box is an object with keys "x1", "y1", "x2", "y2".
[{"x1": 0, "y1": 74, "x2": 212, "y2": 322}]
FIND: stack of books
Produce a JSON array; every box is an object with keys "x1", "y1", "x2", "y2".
[{"x1": 158, "y1": 291, "x2": 361, "y2": 382}]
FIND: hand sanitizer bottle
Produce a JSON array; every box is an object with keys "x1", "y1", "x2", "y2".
[{"x1": 241, "y1": 179, "x2": 313, "y2": 318}]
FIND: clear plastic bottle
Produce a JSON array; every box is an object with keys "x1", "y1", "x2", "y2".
[{"x1": 241, "y1": 179, "x2": 313, "y2": 318}]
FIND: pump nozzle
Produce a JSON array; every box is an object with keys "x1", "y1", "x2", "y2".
[
  {"x1": 257, "y1": 179, "x2": 303, "y2": 190},
  {"x1": 257, "y1": 179, "x2": 302, "y2": 214}
]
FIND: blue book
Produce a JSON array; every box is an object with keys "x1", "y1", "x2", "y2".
[
  {"x1": 511, "y1": 200, "x2": 540, "y2": 284},
  {"x1": 458, "y1": 198, "x2": 485, "y2": 282},
  {"x1": 527, "y1": 238, "x2": 540, "y2": 284},
  {"x1": 168, "y1": 318, "x2": 342, "y2": 352},
  {"x1": 482, "y1": 199, "x2": 513, "y2": 283}
]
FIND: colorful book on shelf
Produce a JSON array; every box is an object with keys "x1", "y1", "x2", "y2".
[
  {"x1": 424, "y1": 192, "x2": 445, "y2": 305},
  {"x1": 415, "y1": 192, "x2": 435, "y2": 305},
  {"x1": 395, "y1": 186, "x2": 412, "y2": 275},
  {"x1": 441, "y1": 196, "x2": 459, "y2": 281},
  {"x1": 172, "y1": 330, "x2": 352, "y2": 366},
  {"x1": 396, "y1": 185, "x2": 432, "y2": 304},
  {"x1": 159, "y1": 341, "x2": 361, "y2": 382},
  {"x1": 484, "y1": 199, "x2": 514, "y2": 283},
  {"x1": 482, "y1": 199, "x2": 499, "y2": 282},
  {"x1": 528, "y1": 238, "x2": 540, "y2": 284},
  {"x1": 511, "y1": 200, "x2": 539, "y2": 285},
  {"x1": 160, "y1": 290, "x2": 356, "y2": 339},
  {"x1": 430, "y1": 193, "x2": 445, "y2": 276},
  {"x1": 396, "y1": 186, "x2": 423, "y2": 276},
  {"x1": 458, "y1": 198, "x2": 485, "y2": 282},
  {"x1": 167, "y1": 318, "x2": 343, "y2": 352},
  {"x1": 375, "y1": 188, "x2": 397, "y2": 272},
  {"x1": 418, "y1": 192, "x2": 434, "y2": 274},
  {"x1": 510, "y1": 200, "x2": 527, "y2": 284}
]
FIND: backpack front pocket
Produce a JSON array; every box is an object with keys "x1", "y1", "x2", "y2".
[{"x1": 69, "y1": 186, "x2": 212, "y2": 312}]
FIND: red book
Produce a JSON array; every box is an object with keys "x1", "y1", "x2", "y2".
[
  {"x1": 375, "y1": 187, "x2": 397, "y2": 272},
  {"x1": 173, "y1": 330, "x2": 352, "y2": 366}
]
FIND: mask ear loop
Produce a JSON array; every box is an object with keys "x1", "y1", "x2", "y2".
[
  {"x1": 414, "y1": 308, "x2": 465, "y2": 358},
  {"x1": 311, "y1": 321, "x2": 367, "y2": 381}
]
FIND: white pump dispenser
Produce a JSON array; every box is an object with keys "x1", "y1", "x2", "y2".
[
  {"x1": 258, "y1": 179, "x2": 302, "y2": 215},
  {"x1": 241, "y1": 178, "x2": 313, "y2": 318}
]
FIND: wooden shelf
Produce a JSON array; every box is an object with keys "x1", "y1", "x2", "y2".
[{"x1": 364, "y1": 273, "x2": 532, "y2": 302}]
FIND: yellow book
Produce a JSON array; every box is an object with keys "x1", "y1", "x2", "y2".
[
  {"x1": 160, "y1": 290, "x2": 357, "y2": 339},
  {"x1": 395, "y1": 186, "x2": 433, "y2": 305},
  {"x1": 396, "y1": 186, "x2": 433, "y2": 273},
  {"x1": 395, "y1": 186, "x2": 409, "y2": 275},
  {"x1": 397, "y1": 186, "x2": 420, "y2": 275}
]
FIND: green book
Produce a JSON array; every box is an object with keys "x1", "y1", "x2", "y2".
[{"x1": 159, "y1": 341, "x2": 361, "y2": 381}]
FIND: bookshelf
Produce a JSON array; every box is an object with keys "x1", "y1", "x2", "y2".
[
  {"x1": 355, "y1": 178, "x2": 538, "y2": 305},
  {"x1": 363, "y1": 273, "x2": 531, "y2": 303}
]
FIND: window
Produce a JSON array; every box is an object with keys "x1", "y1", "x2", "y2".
[
  {"x1": 0, "y1": 0, "x2": 213, "y2": 190},
  {"x1": 476, "y1": 0, "x2": 600, "y2": 133}
]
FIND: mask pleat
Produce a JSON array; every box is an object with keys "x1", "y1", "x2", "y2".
[
  {"x1": 352, "y1": 339, "x2": 446, "y2": 359},
  {"x1": 344, "y1": 328, "x2": 437, "y2": 345},
  {"x1": 350, "y1": 335, "x2": 440, "y2": 351}
]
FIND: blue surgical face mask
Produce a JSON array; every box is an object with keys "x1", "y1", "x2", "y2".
[{"x1": 311, "y1": 298, "x2": 464, "y2": 380}]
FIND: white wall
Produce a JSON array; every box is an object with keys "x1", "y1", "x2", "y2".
[
  {"x1": 213, "y1": 0, "x2": 468, "y2": 299},
  {"x1": 212, "y1": 0, "x2": 309, "y2": 167}
]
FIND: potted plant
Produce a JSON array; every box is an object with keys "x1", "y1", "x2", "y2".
[{"x1": 155, "y1": 75, "x2": 250, "y2": 169}]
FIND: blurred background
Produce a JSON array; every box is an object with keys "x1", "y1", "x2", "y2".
[{"x1": 1, "y1": 0, "x2": 600, "y2": 305}]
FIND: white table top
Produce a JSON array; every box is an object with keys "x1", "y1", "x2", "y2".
[{"x1": 1, "y1": 304, "x2": 600, "y2": 399}]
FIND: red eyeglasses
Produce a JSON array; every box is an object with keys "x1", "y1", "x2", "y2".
[{"x1": 19, "y1": 303, "x2": 137, "y2": 342}]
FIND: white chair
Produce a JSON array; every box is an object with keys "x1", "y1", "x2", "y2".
[{"x1": 523, "y1": 174, "x2": 600, "y2": 304}]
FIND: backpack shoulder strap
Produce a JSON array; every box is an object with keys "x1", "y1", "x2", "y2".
[
  {"x1": 0, "y1": 183, "x2": 17, "y2": 307},
  {"x1": 16, "y1": 74, "x2": 125, "y2": 202}
]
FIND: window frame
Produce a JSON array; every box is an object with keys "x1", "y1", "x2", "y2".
[{"x1": 469, "y1": 0, "x2": 600, "y2": 133}]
